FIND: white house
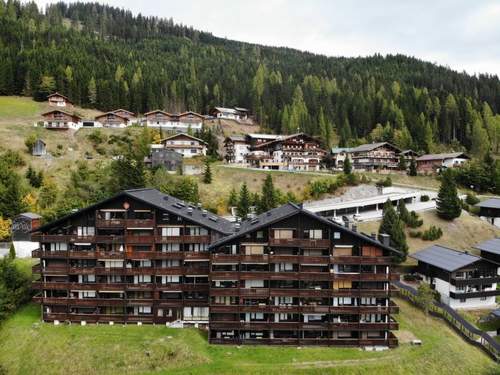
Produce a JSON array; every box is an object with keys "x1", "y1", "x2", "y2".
[
  {"x1": 159, "y1": 133, "x2": 207, "y2": 158},
  {"x1": 41, "y1": 110, "x2": 81, "y2": 130},
  {"x1": 416, "y1": 152, "x2": 470, "y2": 173},
  {"x1": 223, "y1": 136, "x2": 250, "y2": 163},
  {"x1": 94, "y1": 111, "x2": 131, "y2": 128},
  {"x1": 411, "y1": 245, "x2": 499, "y2": 309},
  {"x1": 210, "y1": 107, "x2": 249, "y2": 121},
  {"x1": 144, "y1": 110, "x2": 204, "y2": 132},
  {"x1": 47, "y1": 92, "x2": 73, "y2": 108}
]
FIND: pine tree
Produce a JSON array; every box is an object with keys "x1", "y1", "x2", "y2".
[
  {"x1": 258, "y1": 174, "x2": 277, "y2": 213},
  {"x1": 203, "y1": 160, "x2": 212, "y2": 184},
  {"x1": 237, "y1": 183, "x2": 251, "y2": 219},
  {"x1": 436, "y1": 169, "x2": 462, "y2": 220},
  {"x1": 398, "y1": 199, "x2": 410, "y2": 224},
  {"x1": 408, "y1": 158, "x2": 417, "y2": 176},
  {"x1": 228, "y1": 188, "x2": 238, "y2": 207},
  {"x1": 398, "y1": 155, "x2": 407, "y2": 171},
  {"x1": 379, "y1": 200, "x2": 408, "y2": 262},
  {"x1": 88, "y1": 77, "x2": 97, "y2": 105},
  {"x1": 9, "y1": 243, "x2": 15, "y2": 259},
  {"x1": 343, "y1": 157, "x2": 352, "y2": 175}
]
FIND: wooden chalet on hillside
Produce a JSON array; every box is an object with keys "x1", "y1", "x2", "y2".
[
  {"x1": 94, "y1": 111, "x2": 131, "y2": 128},
  {"x1": 348, "y1": 142, "x2": 401, "y2": 171},
  {"x1": 157, "y1": 133, "x2": 207, "y2": 158},
  {"x1": 210, "y1": 107, "x2": 249, "y2": 121},
  {"x1": 31, "y1": 188, "x2": 400, "y2": 347},
  {"x1": 415, "y1": 152, "x2": 469, "y2": 174},
  {"x1": 41, "y1": 109, "x2": 81, "y2": 130},
  {"x1": 47, "y1": 92, "x2": 73, "y2": 108},
  {"x1": 144, "y1": 110, "x2": 204, "y2": 132}
]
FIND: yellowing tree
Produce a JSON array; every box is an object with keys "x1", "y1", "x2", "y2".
[{"x1": 0, "y1": 217, "x2": 12, "y2": 241}]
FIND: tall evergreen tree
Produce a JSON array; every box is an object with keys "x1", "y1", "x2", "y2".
[
  {"x1": 379, "y1": 200, "x2": 408, "y2": 262},
  {"x1": 408, "y1": 158, "x2": 417, "y2": 176},
  {"x1": 258, "y1": 174, "x2": 277, "y2": 213},
  {"x1": 436, "y1": 170, "x2": 462, "y2": 220},
  {"x1": 203, "y1": 160, "x2": 212, "y2": 184},
  {"x1": 343, "y1": 157, "x2": 352, "y2": 175},
  {"x1": 237, "y1": 183, "x2": 251, "y2": 219}
]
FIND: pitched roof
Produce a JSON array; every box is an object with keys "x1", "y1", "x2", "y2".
[
  {"x1": 213, "y1": 107, "x2": 239, "y2": 114},
  {"x1": 350, "y1": 142, "x2": 401, "y2": 153},
  {"x1": 112, "y1": 109, "x2": 135, "y2": 116},
  {"x1": 475, "y1": 198, "x2": 500, "y2": 209},
  {"x1": 41, "y1": 109, "x2": 81, "y2": 120},
  {"x1": 474, "y1": 238, "x2": 500, "y2": 256},
  {"x1": 208, "y1": 203, "x2": 401, "y2": 255},
  {"x1": 161, "y1": 133, "x2": 207, "y2": 145},
  {"x1": 225, "y1": 135, "x2": 247, "y2": 143},
  {"x1": 252, "y1": 133, "x2": 324, "y2": 150},
  {"x1": 95, "y1": 111, "x2": 130, "y2": 121},
  {"x1": 416, "y1": 152, "x2": 469, "y2": 161},
  {"x1": 35, "y1": 189, "x2": 233, "y2": 234},
  {"x1": 247, "y1": 133, "x2": 280, "y2": 140},
  {"x1": 47, "y1": 92, "x2": 72, "y2": 102},
  {"x1": 18, "y1": 212, "x2": 42, "y2": 219},
  {"x1": 410, "y1": 245, "x2": 480, "y2": 271},
  {"x1": 233, "y1": 107, "x2": 249, "y2": 112},
  {"x1": 331, "y1": 147, "x2": 353, "y2": 154},
  {"x1": 144, "y1": 109, "x2": 171, "y2": 116}
]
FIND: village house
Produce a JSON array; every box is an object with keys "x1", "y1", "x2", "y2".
[
  {"x1": 47, "y1": 92, "x2": 73, "y2": 108},
  {"x1": 223, "y1": 136, "x2": 250, "y2": 164},
  {"x1": 476, "y1": 198, "x2": 500, "y2": 227},
  {"x1": 32, "y1": 188, "x2": 400, "y2": 347},
  {"x1": 32, "y1": 139, "x2": 47, "y2": 156},
  {"x1": 158, "y1": 133, "x2": 207, "y2": 158},
  {"x1": 112, "y1": 109, "x2": 137, "y2": 122},
  {"x1": 330, "y1": 147, "x2": 353, "y2": 169},
  {"x1": 400, "y1": 149, "x2": 418, "y2": 163},
  {"x1": 348, "y1": 142, "x2": 401, "y2": 171},
  {"x1": 144, "y1": 149, "x2": 183, "y2": 172},
  {"x1": 41, "y1": 110, "x2": 82, "y2": 130},
  {"x1": 246, "y1": 133, "x2": 327, "y2": 171},
  {"x1": 144, "y1": 110, "x2": 204, "y2": 132},
  {"x1": 94, "y1": 111, "x2": 131, "y2": 128},
  {"x1": 415, "y1": 152, "x2": 469, "y2": 174},
  {"x1": 209, "y1": 107, "x2": 250, "y2": 121},
  {"x1": 411, "y1": 244, "x2": 500, "y2": 309}
]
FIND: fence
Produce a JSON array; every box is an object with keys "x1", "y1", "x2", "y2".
[{"x1": 394, "y1": 281, "x2": 500, "y2": 362}]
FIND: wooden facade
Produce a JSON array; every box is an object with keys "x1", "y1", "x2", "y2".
[
  {"x1": 95, "y1": 112, "x2": 130, "y2": 128},
  {"x1": 159, "y1": 133, "x2": 207, "y2": 158},
  {"x1": 47, "y1": 92, "x2": 72, "y2": 107},
  {"x1": 208, "y1": 204, "x2": 400, "y2": 346},
  {"x1": 348, "y1": 142, "x2": 400, "y2": 171},
  {"x1": 41, "y1": 110, "x2": 81, "y2": 130},
  {"x1": 144, "y1": 110, "x2": 204, "y2": 132}
]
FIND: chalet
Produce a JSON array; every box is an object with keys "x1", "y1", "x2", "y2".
[
  {"x1": 208, "y1": 203, "x2": 400, "y2": 346},
  {"x1": 41, "y1": 110, "x2": 81, "y2": 130},
  {"x1": 475, "y1": 198, "x2": 500, "y2": 227},
  {"x1": 246, "y1": 133, "x2": 280, "y2": 146},
  {"x1": 411, "y1": 244, "x2": 500, "y2": 309},
  {"x1": 94, "y1": 112, "x2": 130, "y2": 128},
  {"x1": 12, "y1": 212, "x2": 42, "y2": 257},
  {"x1": 475, "y1": 238, "x2": 500, "y2": 269},
  {"x1": 223, "y1": 136, "x2": 249, "y2": 164},
  {"x1": 348, "y1": 142, "x2": 401, "y2": 171},
  {"x1": 144, "y1": 149, "x2": 183, "y2": 172},
  {"x1": 32, "y1": 189, "x2": 400, "y2": 348},
  {"x1": 32, "y1": 139, "x2": 47, "y2": 156},
  {"x1": 47, "y1": 92, "x2": 73, "y2": 108},
  {"x1": 330, "y1": 147, "x2": 353, "y2": 169},
  {"x1": 210, "y1": 107, "x2": 249, "y2": 121},
  {"x1": 159, "y1": 133, "x2": 207, "y2": 158},
  {"x1": 246, "y1": 133, "x2": 327, "y2": 171},
  {"x1": 31, "y1": 188, "x2": 234, "y2": 326},
  {"x1": 144, "y1": 110, "x2": 204, "y2": 132},
  {"x1": 112, "y1": 109, "x2": 136, "y2": 122},
  {"x1": 416, "y1": 152, "x2": 469, "y2": 174}
]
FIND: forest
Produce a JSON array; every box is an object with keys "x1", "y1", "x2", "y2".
[{"x1": 1, "y1": 1, "x2": 500, "y2": 155}]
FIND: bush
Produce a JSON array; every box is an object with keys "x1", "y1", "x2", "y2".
[
  {"x1": 95, "y1": 145, "x2": 107, "y2": 155},
  {"x1": 469, "y1": 206, "x2": 480, "y2": 215},
  {"x1": 403, "y1": 274, "x2": 417, "y2": 282},
  {"x1": 421, "y1": 225, "x2": 443, "y2": 241},
  {"x1": 420, "y1": 195, "x2": 430, "y2": 202},
  {"x1": 87, "y1": 129, "x2": 107, "y2": 145},
  {"x1": 465, "y1": 193, "x2": 480, "y2": 206},
  {"x1": 409, "y1": 231, "x2": 422, "y2": 238},
  {"x1": 1, "y1": 150, "x2": 25, "y2": 168},
  {"x1": 407, "y1": 211, "x2": 423, "y2": 228},
  {"x1": 376, "y1": 176, "x2": 392, "y2": 188}
]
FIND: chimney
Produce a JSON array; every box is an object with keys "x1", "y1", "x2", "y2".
[
  {"x1": 378, "y1": 233, "x2": 390, "y2": 247},
  {"x1": 187, "y1": 207, "x2": 193, "y2": 215},
  {"x1": 234, "y1": 223, "x2": 241, "y2": 232}
]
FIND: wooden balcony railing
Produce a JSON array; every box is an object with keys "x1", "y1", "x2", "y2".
[
  {"x1": 269, "y1": 238, "x2": 330, "y2": 248},
  {"x1": 331, "y1": 256, "x2": 393, "y2": 265}
]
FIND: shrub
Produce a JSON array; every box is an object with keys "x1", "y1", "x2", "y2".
[
  {"x1": 469, "y1": 206, "x2": 480, "y2": 215},
  {"x1": 376, "y1": 176, "x2": 392, "y2": 188},
  {"x1": 407, "y1": 211, "x2": 423, "y2": 228},
  {"x1": 95, "y1": 145, "x2": 107, "y2": 155},
  {"x1": 421, "y1": 225, "x2": 443, "y2": 241},
  {"x1": 403, "y1": 274, "x2": 417, "y2": 282},
  {"x1": 420, "y1": 195, "x2": 430, "y2": 202},
  {"x1": 465, "y1": 193, "x2": 480, "y2": 206},
  {"x1": 87, "y1": 129, "x2": 107, "y2": 145},
  {"x1": 1, "y1": 150, "x2": 25, "y2": 168},
  {"x1": 409, "y1": 231, "x2": 422, "y2": 238}
]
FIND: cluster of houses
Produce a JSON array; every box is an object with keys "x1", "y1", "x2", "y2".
[
  {"x1": 223, "y1": 137, "x2": 470, "y2": 174},
  {"x1": 40, "y1": 93, "x2": 251, "y2": 131}
]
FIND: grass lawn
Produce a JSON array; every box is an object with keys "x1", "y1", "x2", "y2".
[
  {"x1": 0, "y1": 299, "x2": 496, "y2": 375},
  {"x1": 0, "y1": 96, "x2": 42, "y2": 118}
]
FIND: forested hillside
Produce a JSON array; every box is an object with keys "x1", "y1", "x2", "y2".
[{"x1": 1, "y1": 1, "x2": 500, "y2": 154}]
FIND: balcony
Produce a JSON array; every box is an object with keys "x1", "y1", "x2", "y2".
[
  {"x1": 95, "y1": 219, "x2": 125, "y2": 228},
  {"x1": 156, "y1": 251, "x2": 185, "y2": 259},
  {"x1": 38, "y1": 266, "x2": 69, "y2": 275},
  {"x1": 331, "y1": 256, "x2": 393, "y2": 265},
  {"x1": 125, "y1": 251, "x2": 155, "y2": 259},
  {"x1": 155, "y1": 235, "x2": 211, "y2": 244},
  {"x1": 211, "y1": 254, "x2": 239, "y2": 263},
  {"x1": 125, "y1": 235, "x2": 155, "y2": 244},
  {"x1": 68, "y1": 251, "x2": 97, "y2": 259},
  {"x1": 450, "y1": 290, "x2": 500, "y2": 299},
  {"x1": 126, "y1": 219, "x2": 155, "y2": 228},
  {"x1": 269, "y1": 238, "x2": 330, "y2": 248},
  {"x1": 184, "y1": 252, "x2": 210, "y2": 261},
  {"x1": 333, "y1": 272, "x2": 398, "y2": 281},
  {"x1": 451, "y1": 276, "x2": 500, "y2": 286}
]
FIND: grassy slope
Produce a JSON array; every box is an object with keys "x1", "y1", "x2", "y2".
[
  {"x1": 0, "y1": 299, "x2": 496, "y2": 375},
  {"x1": 359, "y1": 210, "x2": 500, "y2": 265}
]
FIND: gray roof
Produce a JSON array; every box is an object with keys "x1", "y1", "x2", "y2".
[
  {"x1": 416, "y1": 152, "x2": 469, "y2": 161},
  {"x1": 331, "y1": 147, "x2": 352, "y2": 154},
  {"x1": 225, "y1": 135, "x2": 246, "y2": 142},
  {"x1": 18, "y1": 212, "x2": 42, "y2": 219},
  {"x1": 475, "y1": 198, "x2": 500, "y2": 209},
  {"x1": 410, "y1": 245, "x2": 480, "y2": 271},
  {"x1": 350, "y1": 142, "x2": 401, "y2": 153},
  {"x1": 209, "y1": 202, "x2": 400, "y2": 255},
  {"x1": 36, "y1": 189, "x2": 233, "y2": 235},
  {"x1": 474, "y1": 238, "x2": 500, "y2": 256}
]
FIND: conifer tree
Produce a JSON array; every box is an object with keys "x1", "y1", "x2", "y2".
[
  {"x1": 343, "y1": 157, "x2": 352, "y2": 175},
  {"x1": 228, "y1": 188, "x2": 238, "y2": 207},
  {"x1": 258, "y1": 174, "x2": 277, "y2": 213},
  {"x1": 9, "y1": 243, "x2": 15, "y2": 259},
  {"x1": 436, "y1": 169, "x2": 462, "y2": 220},
  {"x1": 237, "y1": 183, "x2": 251, "y2": 219},
  {"x1": 398, "y1": 155, "x2": 407, "y2": 171},
  {"x1": 203, "y1": 160, "x2": 212, "y2": 184},
  {"x1": 379, "y1": 200, "x2": 408, "y2": 262},
  {"x1": 397, "y1": 199, "x2": 410, "y2": 224},
  {"x1": 408, "y1": 158, "x2": 417, "y2": 176}
]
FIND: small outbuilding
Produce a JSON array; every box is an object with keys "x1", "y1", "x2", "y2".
[{"x1": 32, "y1": 139, "x2": 47, "y2": 156}]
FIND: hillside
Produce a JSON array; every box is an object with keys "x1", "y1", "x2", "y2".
[
  {"x1": 1, "y1": 1, "x2": 500, "y2": 155},
  {"x1": 0, "y1": 301, "x2": 496, "y2": 375}
]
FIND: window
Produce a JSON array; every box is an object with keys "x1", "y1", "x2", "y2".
[
  {"x1": 250, "y1": 312, "x2": 264, "y2": 320},
  {"x1": 183, "y1": 307, "x2": 209, "y2": 320},
  {"x1": 277, "y1": 296, "x2": 293, "y2": 305},
  {"x1": 79, "y1": 291, "x2": 96, "y2": 299},
  {"x1": 278, "y1": 263, "x2": 293, "y2": 272},
  {"x1": 187, "y1": 243, "x2": 208, "y2": 252},
  {"x1": 333, "y1": 280, "x2": 352, "y2": 290},
  {"x1": 50, "y1": 243, "x2": 68, "y2": 251},
  {"x1": 333, "y1": 232, "x2": 341, "y2": 239},
  {"x1": 138, "y1": 306, "x2": 152, "y2": 315},
  {"x1": 135, "y1": 275, "x2": 151, "y2": 284},
  {"x1": 161, "y1": 227, "x2": 181, "y2": 237},
  {"x1": 244, "y1": 245, "x2": 264, "y2": 255},
  {"x1": 305, "y1": 229, "x2": 323, "y2": 239},
  {"x1": 191, "y1": 149, "x2": 197, "y2": 154},
  {"x1": 256, "y1": 231, "x2": 264, "y2": 239},
  {"x1": 245, "y1": 280, "x2": 264, "y2": 288},
  {"x1": 333, "y1": 246, "x2": 352, "y2": 256},
  {"x1": 161, "y1": 243, "x2": 180, "y2": 252},
  {"x1": 460, "y1": 298, "x2": 466, "y2": 303},
  {"x1": 104, "y1": 260, "x2": 123, "y2": 268},
  {"x1": 273, "y1": 229, "x2": 294, "y2": 239},
  {"x1": 77, "y1": 226, "x2": 95, "y2": 236},
  {"x1": 186, "y1": 227, "x2": 208, "y2": 236},
  {"x1": 362, "y1": 246, "x2": 383, "y2": 257}
]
